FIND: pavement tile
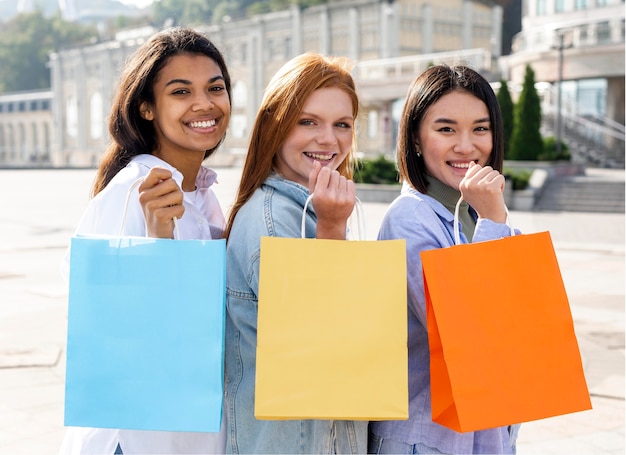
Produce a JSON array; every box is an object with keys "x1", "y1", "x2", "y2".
[{"x1": 0, "y1": 167, "x2": 623, "y2": 455}]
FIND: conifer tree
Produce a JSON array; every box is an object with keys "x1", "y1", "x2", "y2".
[
  {"x1": 508, "y1": 64, "x2": 544, "y2": 160},
  {"x1": 496, "y1": 79, "x2": 515, "y2": 158}
]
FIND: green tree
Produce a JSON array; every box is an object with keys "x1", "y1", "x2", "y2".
[
  {"x1": 496, "y1": 79, "x2": 515, "y2": 158},
  {"x1": 0, "y1": 11, "x2": 97, "y2": 93},
  {"x1": 508, "y1": 64, "x2": 543, "y2": 161}
]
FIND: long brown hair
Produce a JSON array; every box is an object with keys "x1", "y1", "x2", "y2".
[
  {"x1": 91, "y1": 27, "x2": 232, "y2": 196},
  {"x1": 397, "y1": 65, "x2": 504, "y2": 193},
  {"x1": 224, "y1": 53, "x2": 359, "y2": 240}
]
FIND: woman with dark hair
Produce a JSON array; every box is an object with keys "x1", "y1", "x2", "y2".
[
  {"x1": 368, "y1": 65, "x2": 519, "y2": 454},
  {"x1": 59, "y1": 27, "x2": 231, "y2": 454},
  {"x1": 224, "y1": 52, "x2": 366, "y2": 454}
]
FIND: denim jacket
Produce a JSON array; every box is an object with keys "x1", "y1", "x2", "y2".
[
  {"x1": 224, "y1": 174, "x2": 367, "y2": 454},
  {"x1": 369, "y1": 183, "x2": 520, "y2": 454}
]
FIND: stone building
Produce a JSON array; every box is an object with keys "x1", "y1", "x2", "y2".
[
  {"x1": 500, "y1": 0, "x2": 625, "y2": 166},
  {"x1": 0, "y1": 90, "x2": 53, "y2": 166},
  {"x1": 46, "y1": 0, "x2": 503, "y2": 167}
]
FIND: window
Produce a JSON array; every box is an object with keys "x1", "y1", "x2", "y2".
[
  {"x1": 596, "y1": 21, "x2": 612, "y2": 43},
  {"x1": 536, "y1": 0, "x2": 547, "y2": 15},
  {"x1": 555, "y1": 0, "x2": 565, "y2": 12},
  {"x1": 575, "y1": 0, "x2": 587, "y2": 9},
  {"x1": 232, "y1": 80, "x2": 247, "y2": 109},
  {"x1": 284, "y1": 37, "x2": 292, "y2": 59},
  {"x1": 90, "y1": 92, "x2": 103, "y2": 140}
]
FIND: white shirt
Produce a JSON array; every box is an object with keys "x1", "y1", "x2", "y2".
[{"x1": 59, "y1": 154, "x2": 227, "y2": 455}]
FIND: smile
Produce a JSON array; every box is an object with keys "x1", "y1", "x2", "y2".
[
  {"x1": 188, "y1": 119, "x2": 216, "y2": 128},
  {"x1": 449, "y1": 161, "x2": 477, "y2": 169},
  {"x1": 305, "y1": 152, "x2": 334, "y2": 161}
]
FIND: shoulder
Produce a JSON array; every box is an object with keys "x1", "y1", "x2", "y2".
[
  {"x1": 384, "y1": 189, "x2": 439, "y2": 223},
  {"x1": 379, "y1": 188, "x2": 453, "y2": 246}
]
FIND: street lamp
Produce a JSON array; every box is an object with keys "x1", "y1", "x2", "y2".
[{"x1": 553, "y1": 30, "x2": 573, "y2": 156}]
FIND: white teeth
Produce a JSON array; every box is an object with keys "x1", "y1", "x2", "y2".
[
  {"x1": 189, "y1": 119, "x2": 216, "y2": 128},
  {"x1": 450, "y1": 162, "x2": 471, "y2": 168},
  {"x1": 306, "y1": 152, "x2": 333, "y2": 161}
]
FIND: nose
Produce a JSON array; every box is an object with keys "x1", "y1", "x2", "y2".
[
  {"x1": 454, "y1": 133, "x2": 474, "y2": 154},
  {"x1": 192, "y1": 92, "x2": 214, "y2": 111},
  {"x1": 316, "y1": 124, "x2": 337, "y2": 146}
]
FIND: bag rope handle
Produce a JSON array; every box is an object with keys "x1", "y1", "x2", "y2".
[
  {"x1": 301, "y1": 193, "x2": 365, "y2": 240},
  {"x1": 453, "y1": 196, "x2": 514, "y2": 245},
  {"x1": 120, "y1": 176, "x2": 180, "y2": 239}
]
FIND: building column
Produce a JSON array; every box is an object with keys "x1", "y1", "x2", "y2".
[
  {"x1": 78, "y1": 50, "x2": 89, "y2": 165},
  {"x1": 422, "y1": 3, "x2": 433, "y2": 54},
  {"x1": 606, "y1": 76, "x2": 625, "y2": 125},
  {"x1": 380, "y1": 1, "x2": 400, "y2": 58},
  {"x1": 319, "y1": 5, "x2": 331, "y2": 55},
  {"x1": 491, "y1": 5, "x2": 503, "y2": 59},
  {"x1": 349, "y1": 7, "x2": 360, "y2": 61},
  {"x1": 291, "y1": 5, "x2": 302, "y2": 57},
  {"x1": 462, "y1": 0, "x2": 473, "y2": 49},
  {"x1": 248, "y1": 20, "x2": 265, "y2": 125}
]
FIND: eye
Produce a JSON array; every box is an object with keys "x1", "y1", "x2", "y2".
[
  {"x1": 437, "y1": 126, "x2": 454, "y2": 133},
  {"x1": 335, "y1": 121, "x2": 352, "y2": 129},
  {"x1": 299, "y1": 119, "x2": 315, "y2": 126},
  {"x1": 475, "y1": 125, "x2": 490, "y2": 132},
  {"x1": 171, "y1": 88, "x2": 190, "y2": 95},
  {"x1": 209, "y1": 85, "x2": 225, "y2": 93}
]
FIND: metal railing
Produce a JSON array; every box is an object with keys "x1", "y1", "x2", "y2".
[{"x1": 354, "y1": 48, "x2": 492, "y2": 80}]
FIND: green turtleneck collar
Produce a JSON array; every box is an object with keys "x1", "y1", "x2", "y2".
[{"x1": 425, "y1": 175, "x2": 476, "y2": 242}]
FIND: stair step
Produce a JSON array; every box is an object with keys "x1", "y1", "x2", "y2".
[{"x1": 535, "y1": 177, "x2": 625, "y2": 213}]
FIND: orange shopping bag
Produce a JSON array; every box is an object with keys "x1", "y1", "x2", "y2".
[{"x1": 420, "y1": 198, "x2": 592, "y2": 433}]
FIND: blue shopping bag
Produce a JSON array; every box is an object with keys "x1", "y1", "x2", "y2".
[{"x1": 64, "y1": 235, "x2": 226, "y2": 433}]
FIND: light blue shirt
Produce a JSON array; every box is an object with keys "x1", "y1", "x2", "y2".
[{"x1": 369, "y1": 183, "x2": 519, "y2": 454}]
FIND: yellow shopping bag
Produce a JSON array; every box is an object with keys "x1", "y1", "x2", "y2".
[{"x1": 255, "y1": 197, "x2": 408, "y2": 420}]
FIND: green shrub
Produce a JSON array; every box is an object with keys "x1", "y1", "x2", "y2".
[
  {"x1": 504, "y1": 168, "x2": 532, "y2": 190},
  {"x1": 354, "y1": 155, "x2": 400, "y2": 185},
  {"x1": 539, "y1": 136, "x2": 571, "y2": 161}
]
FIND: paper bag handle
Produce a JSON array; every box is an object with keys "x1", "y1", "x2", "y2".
[
  {"x1": 301, "y1": 194, "x2": 365, "y2": 240},
  {"x1": 453, "y1": 196, "x2": 514, "y2": 245},
  {"x1": 120, "y1": 177, "x2": 180, "y2": 239}
]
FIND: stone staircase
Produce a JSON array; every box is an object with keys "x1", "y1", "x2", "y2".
[{"x1": 534, "y1": 169, "x2": 625, "y2": 213}]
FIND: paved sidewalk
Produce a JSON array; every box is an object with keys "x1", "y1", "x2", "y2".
[{"x1": 0, "y1": 167, "x2": 623, "y2": 454}]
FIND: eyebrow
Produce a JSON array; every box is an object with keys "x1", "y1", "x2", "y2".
[
  {"x1": 300, "y1": 111, "x2": 354, "y2": 121},
  {"x1": 433, "y1": 117, "x2": 490, "y2": 124},
  {"x1": 164, "y1": 75, "x2": 225, "y2": 87}
]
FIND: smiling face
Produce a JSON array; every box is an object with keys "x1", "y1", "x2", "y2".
[
  {"x1": 418, "y1": 90, "x2": 493, "y2": 190},
  {"x1": 140, "y1": 53, "x2": 231, "y2": 166},
  {"x1": 274, "y1": 87, "x2": 354, "y2": 187}
]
